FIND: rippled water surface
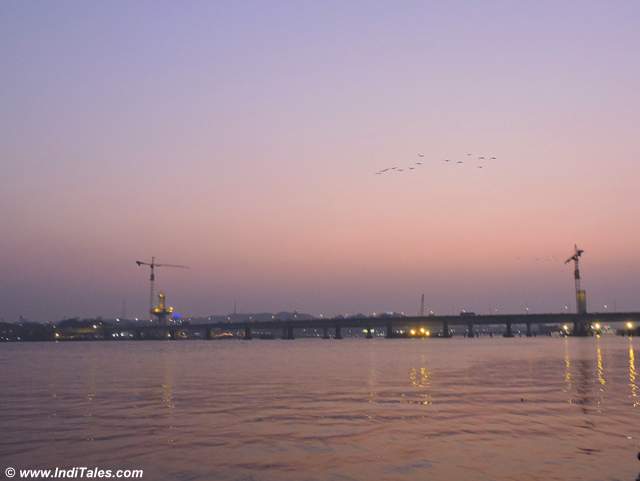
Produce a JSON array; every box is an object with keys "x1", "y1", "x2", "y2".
[{"x1": 2, "y1": 337, "x2": 639, "y2": 481}]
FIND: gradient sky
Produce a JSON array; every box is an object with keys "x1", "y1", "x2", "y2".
[{"x1": 2, "y1": 1, "x2": 640, "y2": 321}]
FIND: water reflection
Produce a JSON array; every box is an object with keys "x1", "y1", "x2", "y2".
[
  {"x1": 630, "y1": 340, "x2": 639, "y2": 408},
  {"x1": 408, "y1": 365, "x2": 432, "y2": 405},
  {"x1": 563, "y1": 338, "x2": 572, "y2": 394},
  {"x1": 595, "y1": 338, "x2": 606, "y2": 389},
  {"x1": 4, "y1": 339, "x2": 640, "y2": 481},
  {"x1": 367, "y1": 347, "x2": 377, "y2": 405},
  {"x1": 161, "y1": 357, "x2": 175, "y2": 410}
]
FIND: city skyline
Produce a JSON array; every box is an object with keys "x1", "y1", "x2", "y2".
[{"x1": 2, "y1": 1, "x2": 640, "y2": 320}]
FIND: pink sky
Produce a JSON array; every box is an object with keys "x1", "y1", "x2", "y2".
[{"x1": 1, "y1": 1, "x2": 639, "y2": 320}]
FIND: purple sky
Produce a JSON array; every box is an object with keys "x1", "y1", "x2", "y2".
[{"x1": 2, "y1": 1, "x2": 640, "y2": 321}]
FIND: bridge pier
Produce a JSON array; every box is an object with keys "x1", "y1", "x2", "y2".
[
  {"x1": 504, "y1": 320, "x2": 514, "y2": 338},
  {"x1": 525, "y1": 322, "x2": 532, "y2": 337},
  {"x1": 467, "y1": 322, "x2": 474, "y2": 338},
  {"x1": 244, "y1": 327, "x2": 252, "y2": 340},
  {"x1": 442, "y1": 320, "x2": 452, "y2": 338},
  {"x1": 385, "y1": 322, "x2": 394, "y2": 339},
  {"x1": 572, "y1": 319, "x2": 591, "y2": 337},
  {"x1": 322, "y1": 326, "x2": 330, "y2": 339},
  {"x1": 335, "y1": 326, "x2": 343, "y2": 339}
]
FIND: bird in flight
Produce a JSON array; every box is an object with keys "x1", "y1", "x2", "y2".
[
  {"x1": 456, "y1": 161, "x2": 464, "y2": 164},
  {"x1": 418, "y1": 153, "x2": 425, "y2": 157}
]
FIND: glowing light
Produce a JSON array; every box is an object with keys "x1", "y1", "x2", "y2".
[
  {"x1": 92, "y1": 324, "x2": 97, "y2": 329},
  {"x1": 426, "y1": 330, "x2": 431, "y2": 337},
  {"x1": 54, "y1": 332, "x2": 60, "y2": 338},
  {"x1": 410, "y1": 329, "x2": 416, "y2": 336},
  {"x1": 563, "y1": 324, "x2": 570, "y2": 332},
  {"x1": 593, "y1": 323, "x2": 601, "y2": 330},
  {"x1": 627, "y1": 322, "x2": 634, "y2": 330},
  {"x1": 419, "y1": 327, "x2": 426, "y2": 334}
]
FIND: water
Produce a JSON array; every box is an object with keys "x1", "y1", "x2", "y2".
[{"x1": 1, "y1": 337, "x2": 639, "y2": 481}]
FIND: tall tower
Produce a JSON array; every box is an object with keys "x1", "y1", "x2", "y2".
[
  {"x1": 565, "y1": 245, "x2": 587, "y2": 315},
  {"x1": 419, "y1": 294, "x2": 425, "y2": 317},
  {"x1": 565, "y1": 245, "x2": 589, "y2": 336}
]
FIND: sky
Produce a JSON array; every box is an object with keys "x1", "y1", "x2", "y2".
[{"x1": 1, "y1": 0, "x2": 640, "y2": 321}]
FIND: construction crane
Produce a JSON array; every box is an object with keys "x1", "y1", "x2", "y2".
[
  {"x1": 564, "y1": 245, "x2": 587, "y2": 315},
  {"x1": 135, "y1": 257, "x2": 189, "y2": 314}
]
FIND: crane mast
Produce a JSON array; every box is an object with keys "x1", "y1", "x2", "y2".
[
  {"x1": 135, "y1": 257, "x2": 188, "y2": 317},
  {"x1": 564, "y1": 245, "x2": 587, "y2": 316}
]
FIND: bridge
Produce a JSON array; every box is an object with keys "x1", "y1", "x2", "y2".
[{"x1": 101, "y1": 311, "x2": 640, "y2": 340}]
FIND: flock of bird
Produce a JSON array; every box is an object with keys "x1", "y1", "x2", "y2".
[{"x1": 375, "y1": 152, "x2": 497, "y2": 175}]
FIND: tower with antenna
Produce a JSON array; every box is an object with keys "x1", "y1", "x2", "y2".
[{"x1": 419, "y1": 293, "x2": 425, "y2": 317}]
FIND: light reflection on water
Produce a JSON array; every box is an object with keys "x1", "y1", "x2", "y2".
[
  {"x1": 631, "y1": 341, "x2": 639, "y2": 408},
  {"x1": 1, "y1": 337, "x2": 639, "y2": 481}
]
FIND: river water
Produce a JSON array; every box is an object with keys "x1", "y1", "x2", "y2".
[{"x1": 1, "y1": 337, "x2": 639, "y2": 481}]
